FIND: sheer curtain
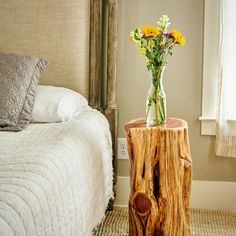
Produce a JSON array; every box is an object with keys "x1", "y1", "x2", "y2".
[{"x1": 216, "y1": 0, "x2": 236, "y2": 157}]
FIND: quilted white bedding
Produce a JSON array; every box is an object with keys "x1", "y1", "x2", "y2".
[{"x1": 0, "y1": 109, "x2": 113, "y2": 236}]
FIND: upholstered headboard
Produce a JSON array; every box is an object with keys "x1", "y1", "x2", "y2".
[
  {"x1": 0, "y1": 0, "x2": 90, "y2": 98},
  {"x1": 0, "y1": 0, "x2": 118, "y2": 187}
]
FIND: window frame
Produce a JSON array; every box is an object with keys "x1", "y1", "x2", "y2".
[{"x1": 200, "y1": 0, "x2": 220, "y2": 135}]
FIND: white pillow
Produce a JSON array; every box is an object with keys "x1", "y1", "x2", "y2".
[{"x1": 31, "y1": 85, "x2": 90, "y2": 123}]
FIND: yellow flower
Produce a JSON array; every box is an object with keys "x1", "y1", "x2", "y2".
[
  {"x1": 178, "y1": 37, "x2": 186, "y2": 46},
  {"x1": 142, "y1": 26, "x2": 160, "y2": 37},
  {"x1": 146, "y1": 59, "x2": 150, "y2": 65},
  {"x1": 172, "y1": 29, "x2": 186, "y2": 46},
  {"x1": 140, "y1": 47, "x2": 146, "y2": 56},
  {"x1": 150, "y1": 40, "x2": 155, "y2": 47},
  {"x1": 135, "y1": 42, "x2": 141, "y2": 48},
  {"x1": 160, "y1": 41, "x2": 165, "y2": 47},
  {"x1": 172, "y1": 29, "x2": 182, "y2": 41}
]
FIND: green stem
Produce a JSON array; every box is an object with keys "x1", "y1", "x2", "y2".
[
  {"x1": 147, "y1": 66, "x2": 166, "y2": 125},
  {"x1": 155, "y1": 87, "x2": 159, "y2": 123},
  {"x1": 159, "y1": 97, "x2": 165, "y2": 121},
  {"x1": 146, "y1": 99, "x2": 151, "y2": 118}
]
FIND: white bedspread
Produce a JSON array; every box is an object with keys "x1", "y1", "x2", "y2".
[{"x1": 0, "y1": 110, "x2": 113, "y2": 236}]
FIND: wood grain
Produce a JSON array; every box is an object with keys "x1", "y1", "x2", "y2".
[{"x1": 125, "y1": 118, "x2": 192, "y2": 236}]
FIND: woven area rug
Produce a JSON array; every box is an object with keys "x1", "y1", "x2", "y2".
[{"x1": 93, "y1": 206, "x2": 236, "y2": 236}]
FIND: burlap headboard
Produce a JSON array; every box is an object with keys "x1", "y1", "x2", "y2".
[
  {"x1": 0, "y1": 0, "x2": 118, "y2": 187},
  {"x1": 0, "y1": 0, "x2": 90, "y2": 97}
]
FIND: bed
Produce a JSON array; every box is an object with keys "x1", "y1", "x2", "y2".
[
  {"x1": 0, "y1": 0, "x2": 118, "y2": 235},
  {"x1": 0, "y1": 109, "x2": 113, "y2": 235}
]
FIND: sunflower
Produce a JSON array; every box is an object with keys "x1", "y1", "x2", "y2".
[
  {"x1": 178, "y1": 37, "x2": 186, "y2": 46},
  {"x1": 142, "y1": 26, "x2": 160, "y2": 37},
  {"x1": 172, "y1": 29, "x2": 186, "y2": 45}
]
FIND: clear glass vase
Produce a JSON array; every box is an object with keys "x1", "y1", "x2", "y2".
[{"x1": 146, "y1": 66, "x2": 166, "y2": 127}]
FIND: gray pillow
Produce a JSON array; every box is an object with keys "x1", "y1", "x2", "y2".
[{"x1": 0, "y1": 53, "x2": 48, "y2": 131}]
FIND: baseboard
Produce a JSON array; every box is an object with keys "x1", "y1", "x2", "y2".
[{"x1": 114, "y1": 176, "x2": 236, "y2": 211}]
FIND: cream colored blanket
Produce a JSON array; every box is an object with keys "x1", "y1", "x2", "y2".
[{"x1": 0, "y1": 110, "x2": 113, "y2": 236}]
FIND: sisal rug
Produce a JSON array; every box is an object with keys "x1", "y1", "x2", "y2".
[{"x1": 93, "y1": 206, "x2": 236, "y2": 236}]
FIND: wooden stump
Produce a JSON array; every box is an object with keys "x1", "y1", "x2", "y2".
[{"x1": 124, "y1": 118, "x2": 192, "y2": 236}]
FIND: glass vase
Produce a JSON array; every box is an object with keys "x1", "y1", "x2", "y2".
[{"x1": 146, "y1": 66, "x2": 166, "y2": 127}]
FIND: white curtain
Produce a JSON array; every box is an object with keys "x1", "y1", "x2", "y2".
[{"x1": 216, "y1": 0, "x2": 236, "y2": 157}]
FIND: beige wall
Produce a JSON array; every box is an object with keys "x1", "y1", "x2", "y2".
[{"x1": 117, "y1": 0, "x2": 236, "y2": 181}]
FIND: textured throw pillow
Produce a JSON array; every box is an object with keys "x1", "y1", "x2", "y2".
[
  {"x1": 0, "y1": 53, "x2": 48, "y2": 131},
  {"x1": 31, "y1": 85, "x2": 90, "y2": 123}
]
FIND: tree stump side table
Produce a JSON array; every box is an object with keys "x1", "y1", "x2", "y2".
[{"x1": 124, "y1": 117, "x2": 192, "y2": 236}]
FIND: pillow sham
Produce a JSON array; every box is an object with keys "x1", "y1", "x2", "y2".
[
  {"x1": 0, "y1": 53, "x2": 48, "y2": 131},
  {"x1": 31, "y1": 85, "x2": 90, "y2": 123}
]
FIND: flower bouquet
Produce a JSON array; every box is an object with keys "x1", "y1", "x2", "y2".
[{"x1": 130, "y1": 15, "x2": 186, "y2": 126}]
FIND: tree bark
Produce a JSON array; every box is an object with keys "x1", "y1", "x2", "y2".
[{"x1": 124, "y1": 118, "x2": 192, "y2": 236}]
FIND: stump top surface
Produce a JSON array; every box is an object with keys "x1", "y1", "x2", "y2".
[{"x1": 124, "y1": 117, "x2": 187, "y2": 133}]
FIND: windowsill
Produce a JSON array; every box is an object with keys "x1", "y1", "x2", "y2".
[
  {"x1": 199, "y1": 117, "x2": 216, "y2": 136},
  {"x1": 199, "y1": 117, "x2": 236, "y2": 136}
]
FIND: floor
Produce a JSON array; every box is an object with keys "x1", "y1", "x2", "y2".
[{"x1": 94, "y1": 206, "x2": 236, "y2": 236}]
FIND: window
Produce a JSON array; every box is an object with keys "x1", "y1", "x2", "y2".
[{"x1": 200, "y1": 0, "x2": 220, "y2": 135}]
